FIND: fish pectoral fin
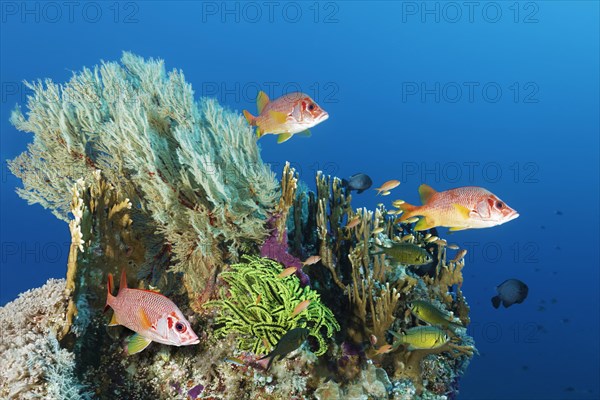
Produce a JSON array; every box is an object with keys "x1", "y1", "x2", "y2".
[
  {"x1": 257, "y1": 91, "x2": 270, "y2": 114},
  {"x1": 491, "y1": 296, "x2": 501, "y2": 309},
  {"x1": 414, "y1": 217, "x2": 434, "y2": 231},
  {"x1": 138, "y1": 308, "x2": 152, "y2": 330},
  {"x1": 452, "y1": 203, "x2": 472, "y2": 220},
  {"x1": 296, "y1": 129, "x2": 312, "y2": 137},
  {"x1": 269, "y1": 110, "x2": 289, "y2": 125},
  {"x1": 127, "y1": 334, "x2": 152, "y2": 355},
  {"x1": 277, "y1": 132, "x2": 293, "y2": 144},
  {"x1": 108, "y1": 312, "x2": 119, "y2": 327}
]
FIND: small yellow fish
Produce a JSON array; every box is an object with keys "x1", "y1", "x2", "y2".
[
  {"x1": 225, "y1": 357, "x2": 246, "y2": 366},
  {"x1": 346, "y1": 216, "x2": 361, "y2": 229},
  {"x1": 390, "y1": 326, "x2": 449, "y2": 351},
  {"x1": 425, "y1": 236, "x2": 439, "y2": 243},
  {"x1": 447, "y1": 244, "x2": 460, "y2": 250},
  {"x1": 375, "y1": 180, "x2": 400, "y2": 195},
  {"x1": 372, "y1": 242, "x2": 432, "y2": 265},
  {"x1": 291, "y1": 300, "x2": 311, "y2": 318},
  {"x1": 404, "y1": 216, "x2": 420, "y2": 224},
  {"x1": 372, "y1": 227, "x2": 384, "y2": 234},
  {"x1": 401, "y1": 234, "x2": 414, "y2": 242},
  {"x1": 243, "y1": 91, "x2": 329, "y2": 144},
  {"x1": 452, "y1": 249, "x2": 468, "y2": 263},
  {"x1": 303, "y1": 255, "x2": 321, "y2": 266},
  {"x1": 397, "y1": 184, "x2": 519, "y2": 231},
  {"x1": 392, "y1": 199, "x2": 405, "y2": 207},
  {"x1": 278, "y1": 267, "x2": 297, "y2": 278},
  {"x1": 381, "y1": 190, "x2": 391, "y2": 196},
  {"x1": 409, "y1": 300, "x2": 463, "y2": 329}
]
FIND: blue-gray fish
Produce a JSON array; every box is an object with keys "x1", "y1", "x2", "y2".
[
  {"x1": 260, "y1": 327, "x2": 310, "y2": 370},
  {"x1": 492, "y1": 279, "x2": 529, "y2": 308},
  {"x1": 342, "y1": 173, "x2": 373, "y2": 194}
]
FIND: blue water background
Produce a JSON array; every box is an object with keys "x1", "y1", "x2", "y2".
[{"x1": 1, "y1": 2, "x2": 598, "y2": 399}]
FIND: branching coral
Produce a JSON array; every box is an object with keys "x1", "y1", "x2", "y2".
[
  {"x1": 8, "y1": 52, "x2": 279, "y2": 306},
  {"x1": 204, "y1": 256, "x2": 339, "y2": 356}
]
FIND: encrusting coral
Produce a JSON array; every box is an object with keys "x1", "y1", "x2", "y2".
[
  {"x1": 204, "y1": 255, "x2": 340, "y2": 356},
  {"x1": 3, "y1": 53, "x2": 477, "y2": 399},
  {"x1": 0, "y1": 279, "x2": 92, "y2": 399}
]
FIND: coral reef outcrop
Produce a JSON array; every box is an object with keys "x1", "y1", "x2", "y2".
[{"x1": 2, "y1": 54, "x2": 475, "y2": 399}]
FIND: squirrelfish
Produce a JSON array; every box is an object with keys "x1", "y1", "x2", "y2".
[
  {"x1": 398, "y1": 184, "x2": 518, "y2": 231},
  {"x1": 105, "y1": 270, "x2": 199, "y2": 355},
  {"x1": 243, "y1": 91, "x2": 329, "y2": 144},
  {"x1": 372, "y1": 242, "x2": 432, "y2": 266},
  {"x1": 390, "y1": 326, "x2": 449, "y2": 351},
  {"x1": 409, "y1": 300, "x2": 463, "y2": 329}
]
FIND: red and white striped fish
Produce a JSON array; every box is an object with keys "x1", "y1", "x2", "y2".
[
  {"x1": 243, "y1": 91, "x2": 329, "y2": 144},
  {"x1": 398, "y1": 184, "x2": 519, "y2": 231},
  {"x1": 105, "y1": 270, "x2": 199, "y2": 355}
]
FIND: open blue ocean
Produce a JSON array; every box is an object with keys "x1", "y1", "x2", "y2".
[{"x1": 1, "y1": 2, "x2": 598, "y2": 399}]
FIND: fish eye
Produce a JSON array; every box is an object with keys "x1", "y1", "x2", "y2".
[
  {"x1": 175, "y1": 322, "x2": 186, "y2": 332},
  {"x1": 496, "y1": 201, "x2": 504, "y2": 209},
  {"x1": 308, "y1": 104, "x2": 315, "y2": 111}
]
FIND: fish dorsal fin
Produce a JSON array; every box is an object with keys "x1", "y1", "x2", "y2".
[
  {"x1": 418, "y1": 184, "x2": 437, "y2": 205},
  {"x1": 108, "y1": 312, "x2": 119, "y2": 326},
  {"x1": 257, "y1": 91, "x2": 270, "y2": 114},
  {"x1": 138, "y1": 308, "x2": 152, "y2": 330},
  {"x1": 269, "y1": 111, "x2": 288, "y2": 125},
  {"x1": 452, "y1": 203, "x2": 472, "y2": 220},
  {"x1": 119, "y1": 269, "x2": 128, "y2": 291},
  {"x1": 127, "y1": 333, "x2": 152, "y2": 355},
  {"x1": 277, "y1": 132, "x2": 293, "y2": 144}
]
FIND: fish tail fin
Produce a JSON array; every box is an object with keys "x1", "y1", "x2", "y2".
[
  {"x1": 243, "y1": 110, "x2": 256, "y2": 126},
  {"x1": 104, "y1": 273, "x2": 115, "y2": 312},
  {"x1": 266, "y1": 355, "x2": 276, "y2": 371},
  {"x1": 491, "y1": 296, "x2": 501, "y2": 309},
  {"x1": 258, "y1": 350, "x2": 275, "y2": 370},
  {"x1": 397, "y1": 202, "x2": 419, "y2": 221}
]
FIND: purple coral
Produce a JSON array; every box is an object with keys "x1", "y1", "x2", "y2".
[
  {"x1": 187, "y1": 384, "x2": 204, "y2": 399},
  {"x1": 260, "y1": 219, "x2": 310, "y2": 286}
]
